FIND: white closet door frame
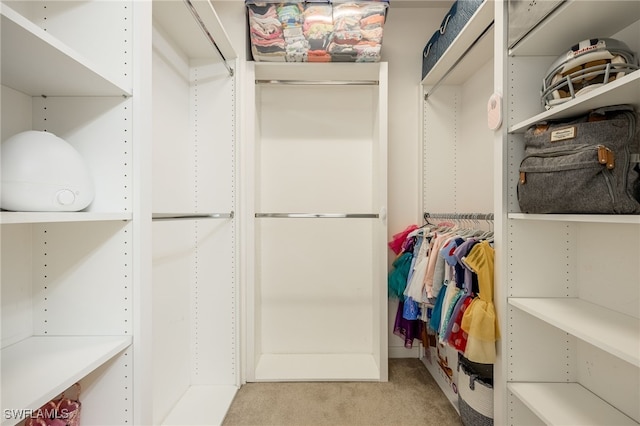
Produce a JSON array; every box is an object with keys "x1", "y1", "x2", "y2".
[{"x1": 242, "y1": 62, "x2": 388, "y2": 382}]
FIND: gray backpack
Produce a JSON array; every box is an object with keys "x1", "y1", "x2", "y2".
[{"x1": 518, "y1": 105, "x2": 640, "y2": 214}]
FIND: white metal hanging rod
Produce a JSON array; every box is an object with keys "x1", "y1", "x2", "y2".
[
  {"x1": 255, "y1": 213, "x2": 379, "y2": 218},
  {"x1": 184, "y1": 0, "x2": 234, "y2": 77},
  {"x1": 424, "y1": 212, "x2": 494, "y2": 221},
  {"x1": 255, "y1": 80, "x2": 379, "y2": 86},
  {"x1": 153, "y1": 212, "x2": 234, "y2": 221},
  {"x1": 424, "y1": 21, "x2": 494, "y2": 100}
]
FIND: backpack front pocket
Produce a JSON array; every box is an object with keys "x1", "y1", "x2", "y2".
[{"x1": 517, "y1": 145, "x2": 617, "y2": 213}]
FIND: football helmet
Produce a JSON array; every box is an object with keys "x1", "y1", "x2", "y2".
[{"x1": 541, "y1": 38, "x2": 639, "y2": 109}]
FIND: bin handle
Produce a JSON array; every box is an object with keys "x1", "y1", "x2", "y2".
[
  {"x1": 439, "y1": 1, "x2": 457, "y2": 34},
  {"x1": 440, "y1": 13, "x2": 452, "y2": 34},
  {"x1": 424, "y1": 43, "x2": 433, "y2": 58}
]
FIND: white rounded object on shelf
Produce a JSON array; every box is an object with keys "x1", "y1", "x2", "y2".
[{"x1": 1, "y1": 130, "x2": 95, "y2": 212}]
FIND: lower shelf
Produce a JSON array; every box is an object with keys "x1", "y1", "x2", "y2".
[
  {"x1": 509, "y1": 297, "x2": 640, "y2": 367},
  {"x1": 1, "y1": 335, "x2": 131, "y2": 426},
  {"x1": 254, "y1": 353, "x2": 382, "y2": 381},
  {"x1": 161, "y1": 385, "x2": 238, "y2": 426},
  {"x1": 508, "y1": 382, "x2": 639, "y2": 425}
]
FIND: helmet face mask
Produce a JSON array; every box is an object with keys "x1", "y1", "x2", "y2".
[{"x1": 541, "y1": 38, "x2": 640, "y2": 109}]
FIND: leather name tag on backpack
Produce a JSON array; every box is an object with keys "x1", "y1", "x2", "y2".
[{"x1": 550, "y1": 126, "x2": 576, "y2": 142}]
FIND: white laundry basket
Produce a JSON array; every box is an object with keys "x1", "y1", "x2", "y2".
[{"x1": 458, "y1": 359, "x2": 493, "y2": 426}]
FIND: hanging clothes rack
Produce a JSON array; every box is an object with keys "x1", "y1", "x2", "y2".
[
  {"x1": 152, "y1": 212, "x2": 234, "y2": 221},
  {"x1": 184, "y1": 0, "x2": 234, "y2": 77},
  {"x1": 255, "y1": 80, "x2": 379, "y2": 86},
  {"x1": 424, "y1": 212, "x2": 494, "y2": 222},
  {"x1": 256, "y1": 213, "x2": 379, "y2": 219}
]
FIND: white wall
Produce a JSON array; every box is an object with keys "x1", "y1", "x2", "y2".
[
  {"x1": 212, "y1": 0, "x2": 450, "y2": 359},
  {"x1": 375, "y1": 5, "x2": 450, "y2": 357}
]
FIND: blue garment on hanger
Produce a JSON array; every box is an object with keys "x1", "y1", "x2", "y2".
[
  {"x1": 429, "y1": 283, "x2": 447, "y2": 332},
  {"x1": 403, "y1": 296, "x2": 421, "y2": 320}
]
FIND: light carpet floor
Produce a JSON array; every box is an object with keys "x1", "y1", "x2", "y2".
[{"x1": 222, "y1": 358, "x2": 463, "y2": 426}]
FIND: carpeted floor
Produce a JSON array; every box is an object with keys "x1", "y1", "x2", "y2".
[{"x1": 222, "y1": 358, "x2": 463, "y2": 426}]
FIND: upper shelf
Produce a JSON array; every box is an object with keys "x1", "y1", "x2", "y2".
[
  {"x1": 509, "y1": 0, "x2": 640, "y2": 57},
  {"x1": 388, "y1": 0, "x2": 453, "y2": 8},
  {"x1": 254, "y1": 62, "x2": 384, "y2": 83},
  {"x1": 508, "y1": 71, "x2": 640, "y2": 133},
  {"x1": 420, "y1": 0, "x2": 494, "y2": 87},
  {"x1": 0, "y1": 3, "x2": 132, "y2": 97},
  {"x1": 153, "y1": 0, "x2": 237, "y2": 62}
]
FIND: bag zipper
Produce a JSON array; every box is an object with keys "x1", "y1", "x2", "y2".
[
  {"x1": 519, "y1": 144, "x2": 618, "y2": 208},
  {"x1": 620, "y1": 110, "x2": 636, "y2": 201},
  {"x1": 519, "y1": 144, "x2": 614, "y2": 184}
]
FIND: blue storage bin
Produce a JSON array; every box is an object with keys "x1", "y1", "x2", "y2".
[{"x1": 421, "y1": 0, "x2": 484, "y2": 80}]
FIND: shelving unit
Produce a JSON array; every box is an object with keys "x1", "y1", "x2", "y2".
[
  {"x1": 244, "y1": 62, "x2": 389, "y2": 382},
  {"x1": 1, "y1": 1, "x2": 142, "y2": 424},
  {"x1": 508, "y1": 382, "x2": 638, "y2": 426},
  {"x1": 509, "y1": 298, "x2": 639, "y2": 368},
  {"x1": 503, "y1": 1, "x2": 640, "y2": 424},
  {"x1": 4, "y1": 1, "x2": 638, "y2": 424},
  {"x1": 0, "y1": 4, "x2": 131, "y2": 97},
  {"x1": 1, "y1": 336, "x2": 131, "y2": 425},
  {"x1": 150, "y1": 1, "x2": 239, "y2": 424},
  {"x1": 419, "y1": 0, "x2": 496, "y2": 409},
  {"x1": 508, "y1": 72, "x2": 640, "y2": 133}
]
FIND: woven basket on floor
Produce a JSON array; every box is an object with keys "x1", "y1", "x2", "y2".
[{"x1": 458, "y1": 364, "x2": 493, "y2": 426}]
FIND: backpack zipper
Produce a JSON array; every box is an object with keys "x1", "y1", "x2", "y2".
[{"x1": 519, "y1": 144, "x2": 614, "y2": 184}]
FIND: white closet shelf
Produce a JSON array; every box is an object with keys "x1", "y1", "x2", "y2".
[
  {"x1": 509, "y1": 298, "x2": 640, "y2": 368},
  {"x1": 0, "y1": 4, "x2": 131, "y2": 97},
  {"x1": 1, "y1": 335, "x2": 132, "y2": 426},
  {"x1": 254, "y1": 62, "x2": 383, "y2": 83},
  {"x1": 420, "y1": 0, "x2": 494, "y2": 87},
  {"x1": 508, "y1": 382, "x2": 639, "y2": 426},
  {"x1": 509, "y1": 0, "x2": 640, "y2": 57},
  {"x1": 153, "y1": 0, "x2": 237, "y2": 61},
  {"x1": 387, "y1": 0, "x2": 453, "y2": 8},
  {"x1": 254, "y1": 354, "x2": 381, "y2": 381},
  {"x1": 508, "y1": 71, "x2": 640, "y2": 133},
  {"x1": 161, "y1": 385, "x2": 238, "y2": 426},
  {"x1": 0, "y1": 212, "x2": 133, "y2": 225},
  {"x1": 508, "y1": 213, "x2": 640, "y2": 225}
]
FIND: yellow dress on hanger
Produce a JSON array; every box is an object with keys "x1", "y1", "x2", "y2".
[{"x1": 460, "y1": 240, "x2": 499, "y2": 364}]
